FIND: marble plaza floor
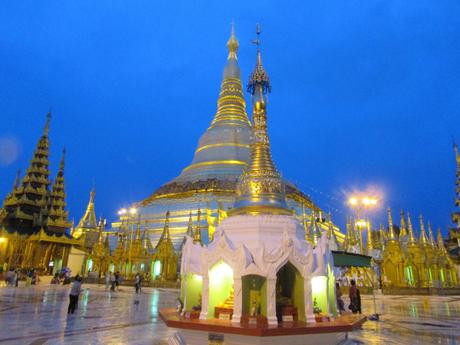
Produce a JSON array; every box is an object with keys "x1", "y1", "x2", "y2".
[{"x1": 0, "y1": 284, "x2": 459, "y2": 345}]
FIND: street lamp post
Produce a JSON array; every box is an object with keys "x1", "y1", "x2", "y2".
[{"x1": 348, "y1": 196, "x2": 378, "y2": 254}]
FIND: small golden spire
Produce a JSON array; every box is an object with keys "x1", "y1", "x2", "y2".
[
  {"x1": 186, "y1": 211, "x2": 193, "y2": 237},
  {"x1": 407, "y1": 212, "x2": 416, "y2": 243},
  {"x1": 387, "y1": 208, "x2": 396, "y2": 241},
  {"x1": 418, "y1": 214, "x2": 429, "y2": 245},
  {"x1": 227, "y1": 22, "x2": 238, "y2": 60},
  {"x1": 13, "y1": 169, "x2": 21, "y2": 190},
  {"x1": 399, "y1": 210, "x2": 407, "y2": 239},
  {"x1": 194, "y1": 208, "x2": 202, "y2": 244}
]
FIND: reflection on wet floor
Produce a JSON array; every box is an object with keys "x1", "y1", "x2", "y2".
[{"x1": 0, "y1": 285, "x2": 459, "y2": 344}]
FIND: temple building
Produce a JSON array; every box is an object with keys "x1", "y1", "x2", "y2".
[
  {"x1": 112, "y1": 27, "x2": 343, "y2": 258},
  {"x1": 0, "y1": 113, "x2": 81, "y2": 273},
  {"x1": 180, "y1": 35, "x2": 337, "y2": 326}
]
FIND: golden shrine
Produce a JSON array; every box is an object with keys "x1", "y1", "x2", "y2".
[{"x1": 0, "y1": 112, "x2": 82, "y2": 273}]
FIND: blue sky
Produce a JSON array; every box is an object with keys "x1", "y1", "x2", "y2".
[{"x1": 0, "y1": 1, "x2": 459, "y2": 234}]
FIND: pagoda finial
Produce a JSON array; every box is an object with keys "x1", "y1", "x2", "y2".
[
  {"x1": 418, "y1": 214, "x2": 429, "y2": 245},
  {"x1": 407, "y1": 212, "x2": 416, "y2": 243},
  {"x1": 454, "y1": 141, "x2": 460, "y2": 165},
  {"x1": 13, "y1": 169, "x2": 21, "y2": 190},
  {"x1": 387, "y1": 208, "x2": 396, "y2": 241},
  {"x1": 44, "y1": 111, "x2": 51, "y2": 136},
  {"x1": 59, "y1": 148, "x2": 66, "y2": 171},
  {"x1": 232, "y1": 25, "x2": 288, "y2": 216},
  {"x1": 227, "y1": 22, "x2": 239, "y2": 60}
]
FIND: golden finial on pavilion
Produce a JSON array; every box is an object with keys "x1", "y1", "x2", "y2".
[
  {"x1": 227, "y1": 22, "x2": 239, "y2": 60},
  {"x1": 232, "y1": 24, "x2": 288, "y2": 215}
]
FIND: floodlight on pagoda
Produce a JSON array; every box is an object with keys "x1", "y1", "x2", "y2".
[
  {"x1": 129, "y1": 207, "x2": 137, "y2": 215},
  {"x1": 118, "y1": 208, "x2": 127, "y2": 216},
  {"x1": 0, "y1": 237, "x2": 6, "y2": 243}
]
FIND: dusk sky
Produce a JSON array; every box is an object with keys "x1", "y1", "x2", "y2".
[{"x1": 0, "y1": 1, "x2": 459, "y2": 234}]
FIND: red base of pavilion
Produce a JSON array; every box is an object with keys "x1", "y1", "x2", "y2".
[{"x1": 160, "y1": 308, "x2": 366, "y2": 345}]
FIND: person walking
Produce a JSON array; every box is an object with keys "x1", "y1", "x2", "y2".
[
  {"x1": 348, "y1": 279, "x2": 361, "y2": 314},
  {"x1": 336, "y1": 282, "x2": 345, "y2": 314},
  {"x1": 115, "y1": 271, "x2": 121, "y2": 291},
  {"x1": 68, "y1": 275, "x2": 82, "y2": 314},
  {"x1": 134, "y1": 273, "x2": 142, "y2": 294}
]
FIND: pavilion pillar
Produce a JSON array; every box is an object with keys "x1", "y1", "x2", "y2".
[
  {"x1": 199, "y1": 276, "x2": 209, "y2": 320},
  {"x1": 304, "y1": 276, "x2": 315, "y2": 323},
  {"x1": 231, "y1": 276, "x2": 242, "y2": 323},
  {"x1": 266, "y1": 278, "x2": 277, "y2": 325}
]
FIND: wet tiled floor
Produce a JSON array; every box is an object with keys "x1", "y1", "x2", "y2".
[{"x1": 0, "y1": 284, "x2": 459, "y2": 344}]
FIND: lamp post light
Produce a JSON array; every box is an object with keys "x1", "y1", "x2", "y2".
[{"x1": 348, "y1": 196, "x2": 378, "y2": 254}]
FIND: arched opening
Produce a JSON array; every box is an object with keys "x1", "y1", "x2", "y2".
[
  {"x1": 242, "y1": 275, "x2": 266, "y2": 317},
  {"x1": 183, "y1": 273, "x2": 203, "y2": 311},
  {"x1": 276, "y1": 262, "x2": 305, "y2": 322},
  {"x1": 208, "y1": 261, "x2": 234, "y2": 319},
  {"x1": 152, "y1": 260, "x2": 161, "y2": 279}
]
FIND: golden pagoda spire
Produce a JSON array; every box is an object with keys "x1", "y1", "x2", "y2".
[
  {"x1": 427, "y1": 221, "x2": 436, "y2": 247},
  {"x1": 209, "y1": 24, "x2": 250, "y2": 128},
  {"x1": 407, "y1": 212, "x2": 417, "y2": 243},
  {"x1": 387, "y1": 208, "x2": 397, "y2": 241},
  {"x1": 232, "y1": 25, "x2": 290, "y2": 216},
  {"x1": 73, "y1": 187, "x2": 97, "y2": 239},
  {"x1": 418, "y1": 214, "x2": 429, "y2": 245},
  {"x1": 399, "y1": 210, "x2": 407, "y2": 240}
]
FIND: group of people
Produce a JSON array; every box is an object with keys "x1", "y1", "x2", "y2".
[
  {"x1": 336, "y1": 279, "x2": 362, "y2": 315},
  {"x1": 3, "y1": 268, "x2": 39, "y2": 287}
]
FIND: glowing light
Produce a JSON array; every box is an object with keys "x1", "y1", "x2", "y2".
[
  {"x1": 209, "y1": 261, "x2": 233, "y2": 282},
  {"x1": 153, "y1": 260, "x2": 161, "y2": 277},
  {"x1": 129, "y1": 207, "x2": 137, "y2": 215},
  {"x1": 193, "y1": 274, "x2": 203, "y2": 282},
  {"x1": 311, "y1": 276, "x2": 327, "y2": 294},
  {"x1": 349, "y1": 197, "x2": 358, "y2": 206},
  {"x1": 118, "y1": 208, "x2": 127, "y2": 215},
  {"x1": 0, "y1": 237, "x2": 6, "y2": 243}
]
